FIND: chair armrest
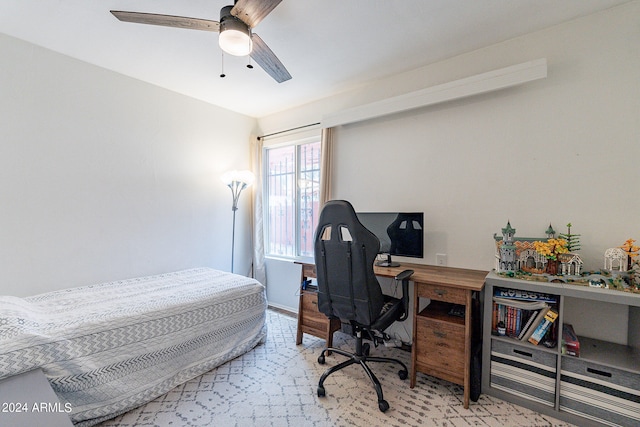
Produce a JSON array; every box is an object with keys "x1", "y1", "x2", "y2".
[
  {"x1": 394, "y1": 269, "x2": 414, "y2": 282},
  {"x1": 394, "y1": 269, "x2": 413, "y2": 321}
]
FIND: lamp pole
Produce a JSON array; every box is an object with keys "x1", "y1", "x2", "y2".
[
  {"x1": 227, "y1": 179, "x2": 247, "y2": 273},
  {"x1": 222, "y1": 170, "x2": 254, "y2": 274}
]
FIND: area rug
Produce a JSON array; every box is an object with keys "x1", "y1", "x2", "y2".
[{"x1": 97, "y1": 309, "x2": 573, "y2": 426}]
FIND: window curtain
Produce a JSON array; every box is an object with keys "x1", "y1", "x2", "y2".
[
  {"x1": 319, "y1": 127, "x2": 334, "y2": 205},
  {"x1": 250, "y1": 135, "x2": 267, "y2": 285}
]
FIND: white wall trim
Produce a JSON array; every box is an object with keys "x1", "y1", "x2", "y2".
[{"x1": 321, "y1": 58, "x2": 547, "y2": 128}]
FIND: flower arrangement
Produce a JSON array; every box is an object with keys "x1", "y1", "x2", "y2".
[{"x1": 533, "y1": 238, "x2": 569, "y2": 260}]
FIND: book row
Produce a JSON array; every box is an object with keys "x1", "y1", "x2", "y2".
[{"x1": 492, "y1": 301, "x2": 558, "y2": 346}]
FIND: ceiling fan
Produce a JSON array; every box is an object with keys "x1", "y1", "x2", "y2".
[{"x1": 110, "y1": 0, "x2": 291, "y2": 83}]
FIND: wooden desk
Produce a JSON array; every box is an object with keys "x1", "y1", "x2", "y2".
[
  {"x1": 295, "y1": 262, "x2": 341, "y2": 350},
  {"x1": 374, "y1": 263, "x2": 487, "y2": 409},
  {"x1": 295, "y1": 260, "x2": 487, "y2": 407}
]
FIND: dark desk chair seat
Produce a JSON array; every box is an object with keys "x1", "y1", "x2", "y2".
[{"x1": 314, "y1": 200, "x2": 413, "y2": 412}]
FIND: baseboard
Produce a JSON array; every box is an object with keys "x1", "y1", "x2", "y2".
[{"x1": 267, "y1": 304, "x2": 297, "y2": 318}]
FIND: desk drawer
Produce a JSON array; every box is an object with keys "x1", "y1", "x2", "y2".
[
  {"x1": 417, "y1": 283, "x2": 467, "y2": 304},
  {"x1": 300, "y1": 292, "x2": 327, "y2": 327},
  {"x1": 301, "y1": 290, "x2": 320, "y2": 312},
  {"x1": 415, "y1": 316, "x2": 465, "y2": 374}
]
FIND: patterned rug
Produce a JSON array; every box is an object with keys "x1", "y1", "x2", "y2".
[{"x1": 97, "y1": 310, "x2": 573, "y2": 427}]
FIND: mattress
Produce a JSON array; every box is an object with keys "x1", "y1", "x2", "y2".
[{"x1": 0, "y1": 268, "x2": 267, "y2": 426}]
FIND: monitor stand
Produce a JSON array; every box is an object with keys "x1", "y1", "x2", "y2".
[{"x1": 375, "y1": 254, "x2": 400, "y2": 268}]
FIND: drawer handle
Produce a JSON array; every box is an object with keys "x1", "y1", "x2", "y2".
[
  {"x1": 587, "y1": 367, "x2": 612, "y2": 378},
  {"x1": 433, "y1": 330, "x2": 447, "y2": 338},
  {"x1": 434, "y1": 289, "x2": 447, "y2": 296},
  {"x1": 513, "y1": 349, "x2": 533, "y2": 358},
  {"x1": 312, "y1": 301, "x2": 318, "y2": 306}
]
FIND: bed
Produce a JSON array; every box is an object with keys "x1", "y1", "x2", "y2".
[{"x1": 0, "y1": 268, "x2": 267, "y2": 426}]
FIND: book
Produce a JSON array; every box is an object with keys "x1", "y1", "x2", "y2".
[
  {"x1": 517, "y1": 309, "x2": 540, "y2": 340},
  {"x1": 521, "y1": 307, "x2": 550, "y2": 341},
  {"x1": 494, "y1": 287, "x2": 558, "y2": 304},
  {"x1": 528, "y1": 309, "x2": 559, "y2": 345},
  {"x1": 493, "y1": 297, "x2": 549, "y2": 310}
]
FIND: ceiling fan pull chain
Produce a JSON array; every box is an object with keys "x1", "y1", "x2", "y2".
[{"x1": 220, "y1": 52, "x2": 226, "y2": 78}]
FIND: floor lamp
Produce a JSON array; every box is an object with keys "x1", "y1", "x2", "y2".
[{"x1": 221, "y1": 170, "x2": 254, "y2": 273}]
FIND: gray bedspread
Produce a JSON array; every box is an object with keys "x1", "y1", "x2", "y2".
[{"x1": 0, "y1": 268, "x2": 267, "y2": 426}]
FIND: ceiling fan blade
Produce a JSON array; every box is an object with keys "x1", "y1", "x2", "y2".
[
  {"x1": 250, "y1": 33, "x2": 291, "y2": 83},
  {"x1": 110, "y1": 11, "x2": 220, "y2": 32},
  {"x1": 231, "y1": 0, "x2": 283, "y2": 28}
]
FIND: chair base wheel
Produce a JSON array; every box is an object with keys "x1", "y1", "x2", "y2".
[
  {"x1": 318, "y1": 355, "x2": 325, "y2": 364},
  {"x1": 378, "y1": 399, "x2": 389, "y2": 412},
  {"x1": 317, "y1": 386, "x2": 325, "y2": 397},
  {"x1": 398, "y1": 369, "x2": 408, "y2": 380}
]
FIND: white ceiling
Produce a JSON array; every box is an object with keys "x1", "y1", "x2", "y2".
[{"x1": 0, "y1": 0, "x2": 632, "y2": 118}]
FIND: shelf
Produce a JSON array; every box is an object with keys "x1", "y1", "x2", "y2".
[
  {"x1": 565, "y1": 336, "x2": 640, "y2": 373},
  {"x1": 483, "y1": 273, "x2": 640, "y2": 427},
  {"x1": 418, "y1": 300, "x2": 465, "y2": 326},
  {"x1": 490, "y1": 335, "x2": 558, "y2": 355}
]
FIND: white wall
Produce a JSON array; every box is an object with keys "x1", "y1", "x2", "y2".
[
  {"x1": 0, "y1": 34, "x2": 257, "y2": 297},
  {"x1": 259, "y1": 2, "x2": 640, "y2": 312}
]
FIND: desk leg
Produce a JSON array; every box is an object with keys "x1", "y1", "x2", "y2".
[
  {"x1": 296, "y1": 291, "x2": 304, "y2": 345},
  {"x1": 410, "y1": 289, "x2": 419, "y2": 388},
  {"x1": 326, "y1": 318, "x2": 341, "y2": 354},
  {"x1": 463, "y1": 291, "x2": 472, "y2": 409}
]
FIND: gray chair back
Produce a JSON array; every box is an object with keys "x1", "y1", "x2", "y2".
[{"x1": 314, "y1": 200, "x2": 384, "y2": 326}]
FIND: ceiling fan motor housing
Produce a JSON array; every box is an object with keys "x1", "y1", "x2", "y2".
[{"x1": 220, "y1": 5, "x2": 237, "y2": 22}]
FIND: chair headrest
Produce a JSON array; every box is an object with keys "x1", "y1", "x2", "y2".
[{"x1": 314, "y1": 200, "x2": 379, "y2": 251}]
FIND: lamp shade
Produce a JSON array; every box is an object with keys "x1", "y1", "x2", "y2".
[{"x1": 221, "y1": 170, "x2": 255, "y2": 186}]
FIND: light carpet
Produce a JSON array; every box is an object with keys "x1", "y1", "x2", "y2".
[{"x1": 97, "y1": 309, "x2": 573, "y2": 427}]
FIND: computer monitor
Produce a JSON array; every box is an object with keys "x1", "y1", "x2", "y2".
[{"x1": 356, "y1": 212, "x2": 424, "y2": 267}]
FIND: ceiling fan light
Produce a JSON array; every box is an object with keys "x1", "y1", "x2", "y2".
[
  {"x1": 219, "y1": 29, "x2": 252, "y2": 56},
  {"x1": 219, "y1": 15, "x2": 252, "y2": 56}
]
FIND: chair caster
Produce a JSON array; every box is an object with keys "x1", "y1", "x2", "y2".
[
  {"x1": 318, "y1": 354, "x2": 325, "y2": 364},
  {"x1": 398, "y1": 369, "x2": 408, "y2": 380},
  {"x1": 378, "y1": 399, "x2": 389, "y2": 412},
  {"x1": 317, "y1": 386, "x2": 326, "y2": 397}
]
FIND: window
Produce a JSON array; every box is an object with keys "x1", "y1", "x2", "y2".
[{"x1": 265, "y1": 138, "x2": 321, "y2": 258}]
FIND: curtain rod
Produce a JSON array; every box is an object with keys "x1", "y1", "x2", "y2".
[{"x1": 258, "y1": 122, "x2": 321, "y2": 140}]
